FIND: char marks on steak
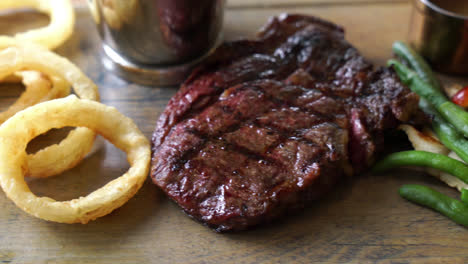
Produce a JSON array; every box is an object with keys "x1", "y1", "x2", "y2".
[{"x1": 151, "y1": 14, "x2": 421, "y2": 231}]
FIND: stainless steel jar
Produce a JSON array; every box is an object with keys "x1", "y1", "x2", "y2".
[
  {"x1": 408, "y1": 0, "x2": 468, "y2": 75},
  {"x1": 88, "y1": 0, "x2": 225, "y2": 85}
]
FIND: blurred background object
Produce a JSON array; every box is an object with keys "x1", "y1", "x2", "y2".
[
  {"x1": 409, "y1": 0, "x2": 468, "y2": 75},
  {"x1": 88, "y1": 0, "x2": 225, "y2": 86}
]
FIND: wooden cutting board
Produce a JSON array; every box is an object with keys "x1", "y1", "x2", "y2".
[{"x1": 1, "y1": 2, "x2": 468, "y2": 263}]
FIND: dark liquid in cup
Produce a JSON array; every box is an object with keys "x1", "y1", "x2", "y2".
[
  {"x1": 158, "y1": 0, "x2": 223, "y2": 61},
  {"x1": 430, "y1": 0, "x2": 468, "y2": 16}
]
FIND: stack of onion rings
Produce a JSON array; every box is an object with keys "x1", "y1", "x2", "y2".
[
  {"x1": 0, "y1": 96, "x2": 150, "y2": 223},
  {"x1": 0, "y1": 1, "x2": 151, "y2": 224},
  {"x1": 0, "y1": 0, "x2": 75, "y2": 126},
  {"x1": 0, "y1": 44, "x2": 99, "y2": 178},
  {"x1": 0, "y1": 0, "x2": 90, "y2": 178}
]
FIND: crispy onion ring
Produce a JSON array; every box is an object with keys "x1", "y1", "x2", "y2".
[
  {"x1": 0, "y1": 96, "x2": 150, "y2": 223},
  {"x1": 0, "y1": 0, "x2": 75, "y2": 49},
  {"x1": 0, "y1": 71, "x2": 70, "y2": 123},
  {"x1": 0, "y1": 44, "x2": 99, "y2": 178}
]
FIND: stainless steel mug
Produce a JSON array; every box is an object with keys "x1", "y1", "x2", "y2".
[
  {"x1": 409, "y1": 0, "x2": 468, "y2": 75},
  {"x1": 88, "y1": 0, "x2": 225, "y2": 85}
]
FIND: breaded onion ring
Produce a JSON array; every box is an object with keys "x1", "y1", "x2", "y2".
[
  {"x1": 0, "y1": 44, "x2": 99, "y2": 178},
  {"x1": 0, "y1": 0, "x2": 75, "y2": 49},
  {"x1": 0, "y1": 96, "x2": 150, "y2": 223},
  {"x1": 0, "y1": 70, "x2": 70, "y2": 123}
]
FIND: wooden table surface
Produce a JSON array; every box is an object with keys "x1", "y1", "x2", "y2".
[{"x1": 1, "y1": 1, "x2": 468, "y2": 263}]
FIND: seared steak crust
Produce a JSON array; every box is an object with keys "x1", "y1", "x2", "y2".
[{"x1": 151, "y1": 14, "x2": 421, "y2": 231}]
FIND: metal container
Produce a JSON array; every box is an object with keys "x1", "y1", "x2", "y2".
[
  {"x1": 409, "y1": 0, "x2": 468, "y2": 75},
  {"x1": 88, "y1": 0, "x2": 225, "y2": 86}
]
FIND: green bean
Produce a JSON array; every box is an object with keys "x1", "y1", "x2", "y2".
[
  {"x1": 399, "y1": 184, "x2": 468, "y2": 227},
  {"x1": 389, "y1": 59, "x2": 468, "y2": 138},
  {"x1": 392, "y1": 43, "x2": 468, "y2": 163},
  {"x1": 433, "y1": 118, "x2": 468, "y2": 164},
  {"x1": 372, "y1": 150, "x2": 468, "y2": 184},
  {"x1": 388, "y1": 59, "x2": 447, "y2": 106},
  {"x1": 438, "y1": 102, "x2": 468, "y2": 138},
  {"x1": 392, "y1": 41, "x2": 442, "y2": 90},
  {"x1": 390, "y1": 42, "x2": 468, "y2": 226},
  {"x1": 418, "y1": 100, "x2": 468, "y2": 164},
  {"x1": 392, "y1": 42, "x2": 442, "y2": 112},
  {"x1": 461, "y1": 189, "x2": 468, "y2": 205}
]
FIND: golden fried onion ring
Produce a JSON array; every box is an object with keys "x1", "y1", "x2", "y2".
[
  {"x1": 0, "y1": 44, "x2": 99, "y2": 178},
  {"x1": 0, "y1": 96, "x2": 150, "y2": 223},
  {"x1": 0, "y1": 0, "x2": 75, "y2": 49},
  {"x1": 0, "y1": 71, "x2": 70, "y2": 123}
]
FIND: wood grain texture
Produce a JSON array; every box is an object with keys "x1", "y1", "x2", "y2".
[{"x1": 1, "y1": 2, "x2": 468, "y2": 264}]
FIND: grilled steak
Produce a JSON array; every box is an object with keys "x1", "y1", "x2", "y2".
[{"x1": 151, "y1": 14, "x2": 421, "y2": 231}]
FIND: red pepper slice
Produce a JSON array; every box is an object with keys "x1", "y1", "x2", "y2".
[{"x1": 452, "y1": 86, "x2": 468, "y2": 108}]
